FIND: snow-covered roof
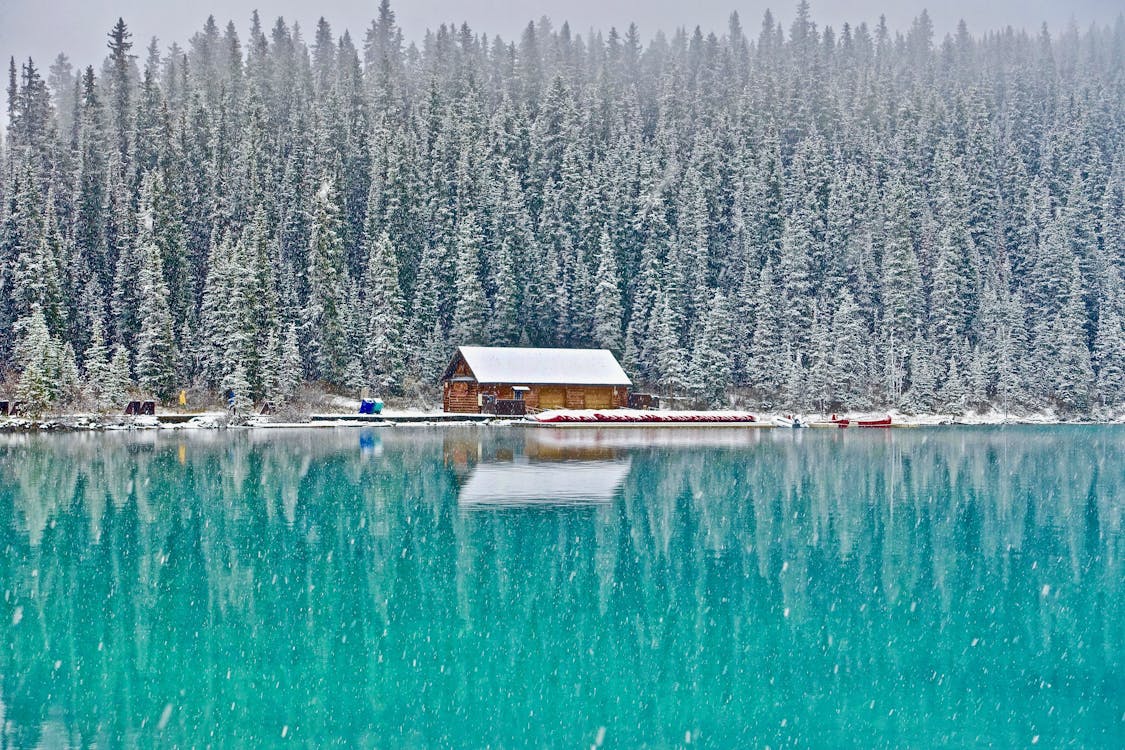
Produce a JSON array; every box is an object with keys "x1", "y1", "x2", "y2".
[
  {"x1": 450, "y1": 346, "x2": 632, "y2": 386},
  {"x1": 458, "y1": 459, "x2": 632, "y2": 508}
]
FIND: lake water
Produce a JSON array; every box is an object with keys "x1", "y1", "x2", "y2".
[{"x1": 1, "y1": 426, "x2": 1122, "y2": 747}]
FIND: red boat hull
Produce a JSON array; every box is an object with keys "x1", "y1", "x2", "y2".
[{"x1": 830, "y1": 417, "x2": 892, "y2": 428}]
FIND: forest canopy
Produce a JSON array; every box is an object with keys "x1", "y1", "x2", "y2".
[{"x1": 2, "y1": 1, "x2": 1124, "y2": 413}]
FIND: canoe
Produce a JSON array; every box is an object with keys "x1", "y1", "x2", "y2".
[{"x1": 828, "y1": 416, "x2": 892, "y2": 428}]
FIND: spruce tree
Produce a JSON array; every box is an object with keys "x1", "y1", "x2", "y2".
[
  {"x1": 303, "y1": 175, "x2": 351, "y2": 382},
  {"x1": 13, "y1": 308, "x2": 57, "y2": 413},
  {"x1": 361, "y1": 230, "x2": 405, "y2": 392},
  {"x1": 83, "y1": 316, "x2": 113, "y2": 408},
  {"x1": 829, "y1": 289, "x2": 871, "y2": 409},
  {"x1": 106, "y1": 344, "x2": 133, "y2": 406},
  {"x1": 690, "y1": 289, "x2": 734, "y2": 407},
  {"x1": 132, "y1": 175, "x2": 178, "y2": 400},
  {"x1": 450, "y1": 212, "x2": 488, "y2": 345},
  {"x1": 592, "y1": 229, "x2": 625, "y2": 354}
]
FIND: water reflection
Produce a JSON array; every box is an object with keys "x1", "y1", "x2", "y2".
[
  {"x1": 450, "y1": 430, "x2": 631, "y2": 508},
  {"x1": 0, "y1": 427, "x2": 1122, "y2": 747}
]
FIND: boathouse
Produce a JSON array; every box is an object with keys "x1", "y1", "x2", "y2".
[{"x1": 441, "y1": 346, "x2": 631, "y2": 414}]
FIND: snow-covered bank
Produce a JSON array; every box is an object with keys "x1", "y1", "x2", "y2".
[{"x1": 4, "y1": 406, "x2": 1124, "y2": 432}]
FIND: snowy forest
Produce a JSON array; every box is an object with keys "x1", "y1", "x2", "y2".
[{"x1": 1, "y1": 1, "x2": 1124, "y2": 414}]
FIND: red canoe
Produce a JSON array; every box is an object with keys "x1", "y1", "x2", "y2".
[{"x1": 829, "y1": 415, "x2": 892, "y2": 428}]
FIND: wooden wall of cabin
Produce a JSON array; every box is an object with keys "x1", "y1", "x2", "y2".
[
  {"x1": 528, "y1": 385, "x2": 626, "y2": 411},
  {"x1": 443, "y1": 382, "x2": 629, "y2": 413},
  {"x1": 443, "y1": 380, "x2": 482, "y2": 413}
]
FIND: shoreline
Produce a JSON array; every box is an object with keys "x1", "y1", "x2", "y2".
[{"x1": 2, "y1": 408, "x2": 1122, "y2": 432}]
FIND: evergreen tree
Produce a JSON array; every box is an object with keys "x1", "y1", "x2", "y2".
[
  {"x1": 748, "y1": 263, "x2": 784, "y2": 397},
  {"x1": 652, "y1": 289, "x2": 691, "y2": 397},
  {"x1": 303, "y1": 175, "x2": 352, "y2": 382},
  {"x1": 690, "y1": 289, "x2": 734, "y2": 407},
  {"x1": 106, "y1": 344, "x2": 133, "y2": 406},
  {"x1": 133, "y1": 179, "x2": 178, "y2": 400},
  {"x1": 488, "y1": 239, "x2": 521, "y2": 345},
  {"x1": 450, "y1": 212, "x2": 488, "y2": 345},
  {"x1": 83, "y1": 316, "x2": 113, "y2": 408},
  {"x1": 1051, "y1": 257, "x2": 1095, "y2": 412},
  {"x1": 13, "y1": 308, "x2": 57, "y2": 413},
  {"x1": 275, "y1": 323, "x2": 304, "y2": 404},
  {"x1": 1094, "y1": 271, "x2": 1125, "y2": 408},
  {"x1": 829, "y1": 289, "x2": 871, "y2": 409},
  {"x1": 361, "y1": 230, "x2": 405, "y2": 392},
  {"x1": 592, "y1": 229, "x2": 624, "y2": 353}
]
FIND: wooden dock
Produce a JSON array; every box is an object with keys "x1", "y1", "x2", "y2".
[{"x1": 309, "y1": 413, "x2": 494, "y2": 424}]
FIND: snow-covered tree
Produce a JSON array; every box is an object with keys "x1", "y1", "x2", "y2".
[
  {"x1": 303, "y1": 175, "x2": 352, "y2": 382},
  {"x1": 592, "y1": 229, "x2": 624, "y2": 353},
  {"x1": 690, "y1": 289, "x2": 734, "y2": 406},
  {"x1": 361, "y1": 230, "x2": 405, "y2": 392}
]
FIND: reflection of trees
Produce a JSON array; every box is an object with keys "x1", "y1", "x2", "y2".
[{"x1": 0, "y1": 427, "x2": 1121, "y2": 747}]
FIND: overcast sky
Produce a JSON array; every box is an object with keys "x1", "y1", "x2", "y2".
[{"x1": 2, "y1": 0, "x2": 1121, "y2": 76}]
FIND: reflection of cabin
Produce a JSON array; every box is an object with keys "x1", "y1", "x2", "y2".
[
  {"x1": 458, "y1": 459, "x2": 632, "y2": 508},
  {"x1": 441, "y1": 346, "x2": 631, "y2": 414}
]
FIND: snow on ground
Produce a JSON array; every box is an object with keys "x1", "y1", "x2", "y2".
[{"x1": 4, "y1": 405, "x2": 1123, "y2": 431}]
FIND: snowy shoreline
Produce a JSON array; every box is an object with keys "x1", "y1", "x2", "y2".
[{"x1": 1, "y1": 408, "x2": 1122, "y2": 432}]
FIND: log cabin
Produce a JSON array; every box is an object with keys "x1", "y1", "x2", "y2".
[{"x1": 441, "y1": 346, "x2": 631, "y2": 414}]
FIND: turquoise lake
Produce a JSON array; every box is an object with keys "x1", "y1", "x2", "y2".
[{"x1": 1, "y1": 426, "x2": 1123, "y2": 747}]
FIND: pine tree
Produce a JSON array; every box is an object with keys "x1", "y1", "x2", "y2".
[
  {"x1": 450, "y1": 212, "x2": 488, "y2": 345},
  {"x1": 652, "y1": 289, "x2": 690, "y2": 397},
  {"x1": 70, "y1": 66, "x2": 107, "y2": 296},
  {"x1": 748, "y1": 263, "x2": 784, "y2": 397},
  {"x1": 1050, "y1": 256, "x2": 1094, "y2": 412},
  {"x1": 829, "y1": 289, "x2": 871, "y2": 409},
  {"x1": 57, "y1": 343, "x2": 81, "y2": 406},
  {"x1": 690, "y1": 289, "x2": 734, "y2": 407},
  {"x1": 361, "y1": 230, "x2": 405, "y2": 392},
  {"x1": 592, "y1": 229, "x2": 624, "y2": 353},
  {"x1": 903, "y1": 328, "x2": 935, "y2": 414},
  {"x1": 11, "y1": 183, "x2": 64, "y2": 334},
  {"x1": 106, "y1": 18, "x2": 134, "y2": 163},
  {"x1": 106, "y1": 344, "x2": 133, "y2": 406},
  {"x1": 134, "y1": 176, "x2": 177, "y2": 400},
  {"x1": 13, "y1": 308, "x2": 57, "y2": 413},
  {"x1": 275, "y1": 323, "x2": 303, "y2": 404},
  {"x1": 937, "y1": 342, "x2": 968, "y2": 415},
  {"x1": 303, "y1": 175, "x2": 351, "y2": 382},
  {"x1": 806, "y1": 302, "x2": 833, "y2": 413},
  {"x1": 83, "y1": 316, "x2": 113, "y2": 408},
  {"x1": 1094, "y1": 271, "x2": 1125, "y2": 408},
  {"x1": 881, "y1": 178, "x2": 923, "y2": 348},
  {"x1": 488, "y1": 239, "x2": 521, "y2": 345},
  {"x1": 223, "y1": 362, "x2": 253, "y2": 418}
]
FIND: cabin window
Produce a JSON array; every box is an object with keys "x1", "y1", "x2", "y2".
[{"x1": 453, "y1": 382, "x2": 467, "y2": 394}]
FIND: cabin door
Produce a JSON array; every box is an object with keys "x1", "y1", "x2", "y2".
[
  {"x1": 537, "y1": 386, "x2": 566, "y2": 410},
  {"x1": 583, "y1": 388, "x2": 613, "y2": 409}
]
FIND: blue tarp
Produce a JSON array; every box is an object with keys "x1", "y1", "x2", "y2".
[{"x1": 359, "y1": 399, "x2": 384, "y2": 415}]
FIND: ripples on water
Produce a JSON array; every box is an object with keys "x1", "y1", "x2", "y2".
[{"x1": 0, "y1": 426, "x2": 1122, "y2": 747}]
